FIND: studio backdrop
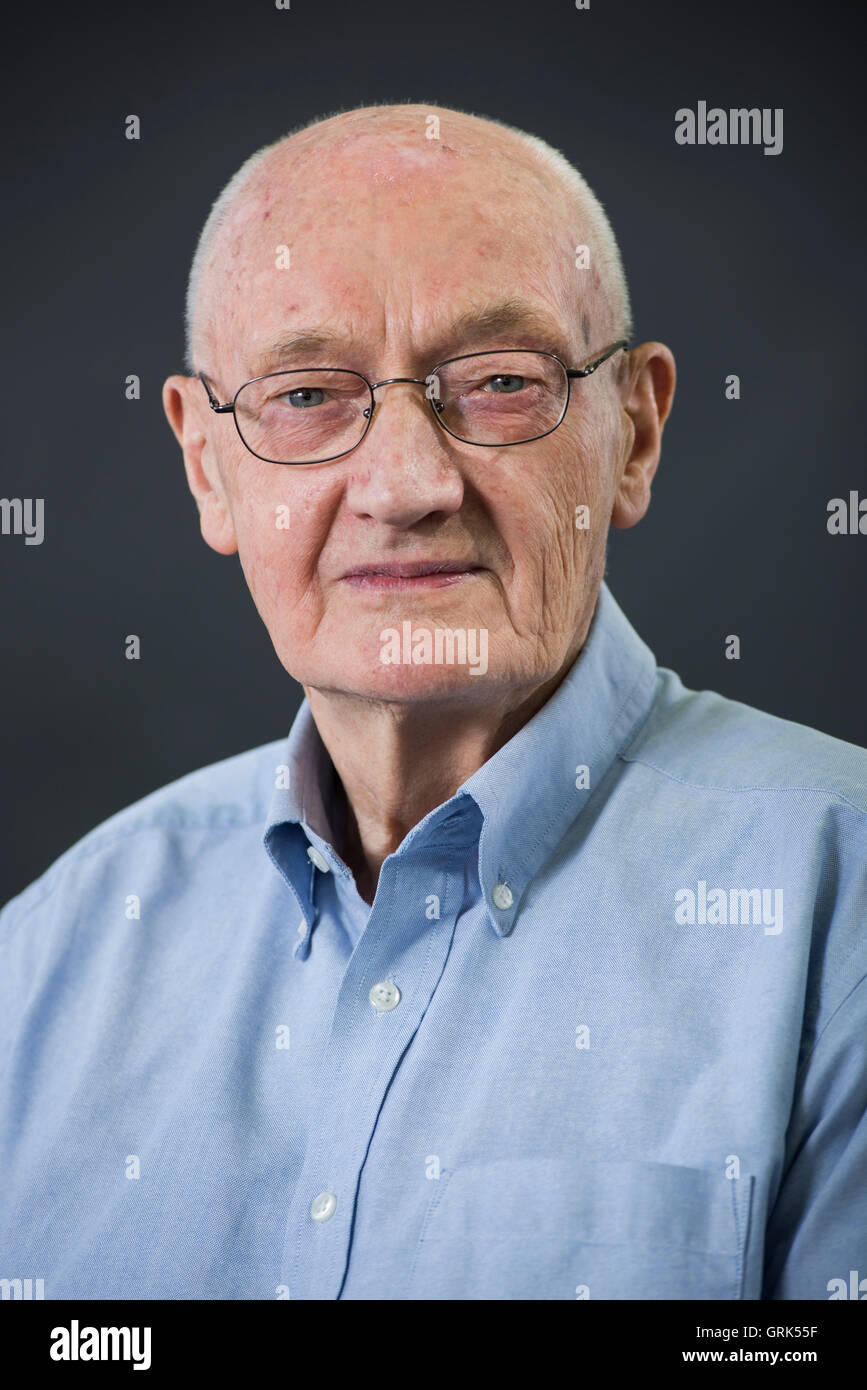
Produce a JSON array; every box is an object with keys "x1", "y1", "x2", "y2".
[{"x1": 2, "y1": 0, "x2": 864, "y2": 906}]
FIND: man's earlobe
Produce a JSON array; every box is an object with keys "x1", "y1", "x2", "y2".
[{"x1": 197, "y1": 485, "x2": 239, "y2": 557}]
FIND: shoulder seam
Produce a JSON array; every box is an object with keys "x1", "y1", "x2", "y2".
[
  {"x1": 619, "y1": 753, "x2": 867, "y2": 816},
  {"x1": 0, "y1": 807, "x2": 269, "y2": 947}
]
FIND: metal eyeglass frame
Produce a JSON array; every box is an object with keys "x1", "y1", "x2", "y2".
[{"x1": 197, "y1": 338, "x2": 629, "y2": 466}]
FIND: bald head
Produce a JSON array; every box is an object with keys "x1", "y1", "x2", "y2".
[{"x1": 183, "y1": 102, "x2": 632, "y2": 376}]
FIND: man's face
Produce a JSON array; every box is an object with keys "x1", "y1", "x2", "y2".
[{"x1": 177, "y1": 122, "x2": 632, "y2": 705}]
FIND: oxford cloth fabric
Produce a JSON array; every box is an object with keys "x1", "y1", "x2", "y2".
[{"x1": 1, "y1": 581, "x2": 865, "y2": 1300}]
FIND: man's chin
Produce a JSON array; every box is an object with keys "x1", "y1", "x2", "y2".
[
  {"x1": 279, "y1": 620, "x2": 495, "y2": 694},
  {"x1": 296, "y1": 660, "x2": 497, "y2": 704}
]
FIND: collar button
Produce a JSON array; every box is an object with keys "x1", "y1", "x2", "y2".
[
  {"x1": 492, "y1": 882, "x2": 514, "y2": 910},
  {"x1": 306, "y1": 845, "x2": 331, "y2": 873}
]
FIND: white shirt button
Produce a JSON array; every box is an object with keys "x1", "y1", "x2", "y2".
[
  {"x1": 369, "y1": 980, "x2": 401, "y2": 1012},
  {"x1": 306, "y1": 846, "x2": 330, "y2": 873},
  {"x1": 492, "y1": 882, "x2": 514, "y2": 910},
  {"x1": 310, "y1": 1191, "x2": 337, "y2": 1222}
]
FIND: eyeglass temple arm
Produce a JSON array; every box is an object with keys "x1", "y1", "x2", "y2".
[
  {"x1": 566, "y1": 339, "x2": 629, "y2": 379},
  {"x1": 198, "y1": 373, "x2": 235, "y2": 413}
]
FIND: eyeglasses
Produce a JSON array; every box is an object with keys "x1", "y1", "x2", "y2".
[{"x1": 198, "y1": 340, "x2": 628, "y2": 466}]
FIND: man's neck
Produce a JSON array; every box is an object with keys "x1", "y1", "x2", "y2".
[{"x1": 304, "y1": 655, "x2": 583, "y2": 906}]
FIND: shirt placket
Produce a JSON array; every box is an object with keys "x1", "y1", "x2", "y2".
[{"x1": 280, "y1": 838, "x2": 468, "y2": 1299}]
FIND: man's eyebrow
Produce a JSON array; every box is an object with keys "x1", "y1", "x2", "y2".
[
  {"x1": 245, "y1": 299, "x2": 576, "y2": 377},
  {"x1": 247, "y1": 330, "x2": 345, "y2": 376},
  {"x1": 443, "y1": 299, "x2": 575, "y2": 359}
]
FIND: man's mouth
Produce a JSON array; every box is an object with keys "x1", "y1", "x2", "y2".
[{"x1": 340, "y1": 560, "x2": 485, "y2": 591}]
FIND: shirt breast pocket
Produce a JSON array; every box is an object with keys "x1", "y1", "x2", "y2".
[{"x1": 406, "y1": 1156, "x2": 754, "y2": 1300}]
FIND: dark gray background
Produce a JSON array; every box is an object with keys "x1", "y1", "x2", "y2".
[{"x1": 2, "y1": 0, "x2": 865, "y2": 907}]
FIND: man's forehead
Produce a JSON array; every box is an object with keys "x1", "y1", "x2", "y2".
[
  {"x1": 205, "y1": 124, "x2": 597, "y2": 374},
  {"x1": 237, "y1": 146, "x2": 571, "y2": 247},
  {"x1": 220, "y1": 115, "x2": 583, "y2": 272},
  {"x1": 238, "y1": 294, "x2": 583, "y2": 378}
]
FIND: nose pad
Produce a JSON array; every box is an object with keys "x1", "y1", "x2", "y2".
[
  {"x1": 360, "y1": 380, "x2": 446, "y2": 432},
  {"x1": 423, "y1": 376, "x2": 446, "y2": 417}
]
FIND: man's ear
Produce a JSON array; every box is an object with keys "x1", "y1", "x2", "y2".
[
  {"x1": 162, "y1": 375, "x2": 238, "y2": 556},
  {"x1": 610, "y1": 343, "x2": 676, "y2": 530}
]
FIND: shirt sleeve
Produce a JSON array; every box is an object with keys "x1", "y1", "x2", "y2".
[{"x1": 763, "y1": 970, "x2": 867, "y2": 1299}]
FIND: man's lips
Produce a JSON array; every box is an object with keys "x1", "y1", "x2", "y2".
[{"x1": 340, "y1": 560, "x2": 485, "y2": 591}]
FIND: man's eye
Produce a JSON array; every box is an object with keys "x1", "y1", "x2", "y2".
[
  {"x1": 482, "y1": 374, "x2": 525, "y2": 394},
  {"x1": 278, "y1": 387, "x2": 326, "y2": 408}
]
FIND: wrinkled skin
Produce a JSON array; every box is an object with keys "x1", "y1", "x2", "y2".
[{"x1": 163, "y1": 105, "x2": 676, "y2": 900}]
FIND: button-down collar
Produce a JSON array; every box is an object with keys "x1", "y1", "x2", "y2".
[{"x1": 461, "y1": 580, "x2": 658, "y2": 935}]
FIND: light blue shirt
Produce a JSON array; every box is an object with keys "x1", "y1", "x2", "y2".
[{"x1": 1, "y1": 581, "x2": 865, "y2": 1301}]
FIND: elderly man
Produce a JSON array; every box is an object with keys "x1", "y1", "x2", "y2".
[{"x1": 1, "y1": 103, "x2": 864, "y2": 1303}]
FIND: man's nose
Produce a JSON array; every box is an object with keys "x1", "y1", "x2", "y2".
[{"x1": 344, "y1": 381, "x2": 465, "y2": 527}]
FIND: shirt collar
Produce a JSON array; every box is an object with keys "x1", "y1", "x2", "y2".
[
  {"x1": 263, "y1": 697, "x2": 340, "y2": 956},
  {"x1": 264, "y1": 580, "x2": 658, "y2": 949},
  {"x1": 459, "y1": 579, "x2": 658, "y2": 936}
]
